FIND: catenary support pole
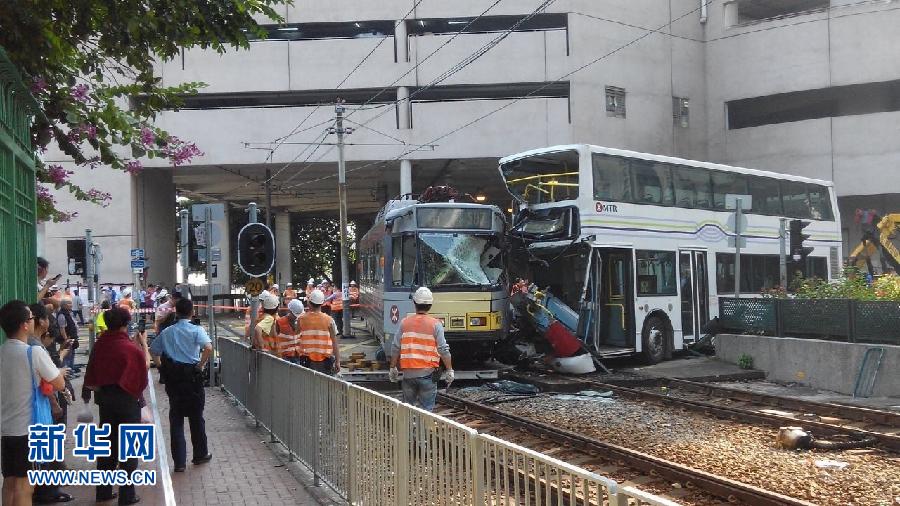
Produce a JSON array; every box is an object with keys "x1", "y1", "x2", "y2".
[
  {"x1": 247, "y1": 202, "x2": 260, "y2": 344},
  {"x1": 85, "y1": 229, "x2": 96, "y2": 353},
  {"x1": 734, "y1": 198, "x2": 743, "y2": 299},
  {"x1": 335, "y1": 102, "x2": 353, "y2": 338},
  {"x1": 779, "y1": 218, "x2": 788, "y2": 289},
  {"x1": 205, "y1": 206, "x2": 217, "y2": 386},
  {"x1": 180, "y1": 209, "x2": 189, "y2": 284}
]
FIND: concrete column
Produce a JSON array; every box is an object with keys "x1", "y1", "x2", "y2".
[
  {"x1": 275, "y1": 212, "x2": 293, "y2": 286},
  {"x1": 723, "y1": 1, "x2": 739, "y2": 27},
  {"x1": 397, "y1": 86, "x2": 411, "y2": 130},
  {"x1": 395, "y1": 18, "x2": 409, "y2": 62},
  {"x1": 135, "y1": 170, "x2": 177, "y2": 286},
  {"x1": 400, "y1": 159, "x2": 412, "y2": 197}
]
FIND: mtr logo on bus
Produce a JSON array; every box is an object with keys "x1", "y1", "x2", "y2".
[{"x1": 595, "y1": 202, "x2": 619, "y2": 213}]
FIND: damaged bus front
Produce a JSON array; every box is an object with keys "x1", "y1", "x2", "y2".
[{"x1": 501, "y1": 145, "x2": 842, "y2": 364}]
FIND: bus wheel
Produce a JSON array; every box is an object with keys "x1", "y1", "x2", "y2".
[{"x1": 641, "y1": 314, "x2": 669, "y2": 364}]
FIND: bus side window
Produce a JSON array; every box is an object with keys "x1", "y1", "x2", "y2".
[
  {"x1": 630, "y1": 160, "x2": 674, "y2": 205},
  {"x1": 712, "y1": 172, "x2": 748, "y2": 210},
  {"x1": 807, "y1": 184, "x2": 833, "y2": 220},
  {"x1": 781, "y1": 180, "x2": 813, "y2": 219},
  {"x1": 673, "y1": 166, "x2": 712, "y2": 209},
  {"x1": 592, "y1": 153, "x2": 632, "y2": 202},
  {"x1": 747, "y1": 176, "x2": 782, "y2": 215}
]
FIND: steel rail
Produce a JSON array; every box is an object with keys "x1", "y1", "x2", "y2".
[
  {"x1": 664, "y1": 378, "x2": 900, "y2": 426},
  {"x1": 576, "y1": 378, "x2": 900, "y2": 452},
  {"x1": 437, "y1": 392, "x2": 816, "y2": 506}
]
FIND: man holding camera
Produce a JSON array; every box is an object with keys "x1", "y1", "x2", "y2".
[{"x1": 149, "y1": 298, "x2": 213, "y2": 473}]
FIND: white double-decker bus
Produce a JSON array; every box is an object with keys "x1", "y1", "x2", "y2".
[{"x1": 499, "y1": 145, "x2": 842, "y2": 363}]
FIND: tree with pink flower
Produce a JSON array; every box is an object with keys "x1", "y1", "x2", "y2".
[{"x1": 0, "y1": 0, "x2": 289, "y2": 221}]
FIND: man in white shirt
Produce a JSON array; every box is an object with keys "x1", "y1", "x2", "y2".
[{"x1": 0, "y1": 300, "x2": 67, "y2": 506}]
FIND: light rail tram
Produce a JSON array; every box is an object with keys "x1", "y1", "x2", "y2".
[{"x1": 357, "y1": 187, "x2": 509, "y2": 366}]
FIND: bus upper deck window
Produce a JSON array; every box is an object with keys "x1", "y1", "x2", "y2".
[
  {"x1": 672, "y1": 166, "x2": 712, "y2": 209},
  {"x1": 592, "y1": 154, "x2": 632, "y2": 202},
  {"x1": 781, "y1": 180, "x2": 813, "y2": 219},
  {"x1": 807, "y1": 184, "x2": 834, "y2": 221},
  {"x1": 747, "y1": 176, "x2": 782, "y2": 215},
  {"x1": 630, "y1": 159, "x2": 674, "y2": 205}
]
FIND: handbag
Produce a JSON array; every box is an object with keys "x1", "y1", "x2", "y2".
[{"x1": 28, "y1": 346, "x2": 54, "y2": 426}]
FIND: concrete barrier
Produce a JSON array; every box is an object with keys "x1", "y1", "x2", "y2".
[{"x1": 716, "y1": 334, "x2": 899, "y2": 397}]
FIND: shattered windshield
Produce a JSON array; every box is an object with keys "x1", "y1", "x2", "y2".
[{"x1": 419, "y1": 233, "x2": 503, "y2": 288}]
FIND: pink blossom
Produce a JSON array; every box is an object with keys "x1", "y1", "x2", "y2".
[
  {"x1": 66, "y1": 129, "x2": 81, "y2": 144},
  {"x1": 36, "y1": 184, "x2": 54, "y2": 202},
  {"x1": 125, "y1": 160, "x2": 143, "y2": 175},
  {"x1": 82, "y1": 124, "x2": 97, "y2": 140},
  {"x1": 70, "y1": 84, "x2": 90, "y2": 103},
  {"x1": 80, "y1": 157, "x2": 101, "y2": 170},
  {"x1": 47, "y1": 164, "x2": 72, "y2": 186},
  {"x1": 140, "y1": 127, "x2": 155, "y2": 146},
  {"x1": 163, "y1": 136, "x2": 204, "y2": 167},
  {"x1": 86, "y1": 188, "x2": 112, "y2": 207},
  {"x1": 30, "y1": 77, "x2": 48, "y2": 95}
]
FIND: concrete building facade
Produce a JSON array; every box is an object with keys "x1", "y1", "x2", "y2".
[{"x1": 41, "y1": 0, "x2": 900, "y2": 286}]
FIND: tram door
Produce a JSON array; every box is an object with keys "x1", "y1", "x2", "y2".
[{"x1": 679, "y1": 250, "x2": 709, "y2": 342}]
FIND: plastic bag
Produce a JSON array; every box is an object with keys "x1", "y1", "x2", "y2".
[
  {"x1": 76, "y1": 402, "x2": 94, "y2": 424},
  {"x1": 140, "y1": 406, "x2": 153, "y2": 424}
]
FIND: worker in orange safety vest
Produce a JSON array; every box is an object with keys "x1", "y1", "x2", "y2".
[
  {"x1": 253, "y1": 291, "x2": 280, "y2": 353},
  {"x1": 349, "y1": 281, "x2": 360, "y2": 303},
  {"x1": 298, "y1": 289, "x2": 340, "y2": 374},
  {"x1": 274, "y1": 299, "x2": 304, "y2": 363},
  {"x1": 282, "y1": 283, "x2": 298, "y2": 306},
  {"x1": 389, "y1": 287, "x2": 453, "y2": 412}
]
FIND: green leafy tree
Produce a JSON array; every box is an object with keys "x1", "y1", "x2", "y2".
[{"x1": 0, "y1": 0, "x2": 288, "y2": 221}]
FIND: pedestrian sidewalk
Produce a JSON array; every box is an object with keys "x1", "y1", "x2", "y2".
[{"x1": 55, "y1": 349, "x2": 325, "y2": 505}]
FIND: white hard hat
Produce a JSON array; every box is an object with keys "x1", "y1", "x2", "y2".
[
  {"x1": 259, "y1": 291, "x2": 279, "y2": 310},
  {"x1": 287, "y1": 283, "x2": 293, "y2": 287},
  {"x1": 350, "y1": 281, "x2": 357, "y2": 286},
  {"x1": 308, "y1": 289, "x2": 325, "y2": 305},
  {"x1": 271, "y1": 284, "x2": 279, "y2": 289},
  {"x1": 307, "y1": 278, "x2": 315, "y2": 285},
  {"x1": 287, "y1": 299, "x2": 305, "y2": 315},
  {"x1": 413, "y1": 287, "x2": 434, "y2": 305}
]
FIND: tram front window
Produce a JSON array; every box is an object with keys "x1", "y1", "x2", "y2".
[{"x1": 419, "y1": 233, "x2": 503, "y2": 288}]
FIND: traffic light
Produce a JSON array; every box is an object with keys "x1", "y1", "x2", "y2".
[
  {"x1": 237, "y1": 223, "x2": 275, "y2": 277},
  {"x1": 789, "y1": 219, "x2": 814, "y2": 262},
  {"x1": 66, "y1": 239, "x2": 86, "y2": 276}
]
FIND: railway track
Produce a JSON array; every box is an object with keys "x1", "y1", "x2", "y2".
[
  {"x1": 569, "y1": 377, "x2": 900, "y2": 452},
  {"x1": 436, "y1": 392, "x2": 816, "y2": 506}
]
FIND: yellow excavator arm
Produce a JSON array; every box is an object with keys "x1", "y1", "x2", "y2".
[{"x1": 877, "y1": 214, "x2": 900, "y2": 268}]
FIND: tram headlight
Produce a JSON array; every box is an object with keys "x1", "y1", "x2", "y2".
[{"x1": 469, "y1": 316, "x2": 487, "y2": 327}]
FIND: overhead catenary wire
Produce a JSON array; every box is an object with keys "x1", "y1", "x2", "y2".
[
  {"x1": 342, "y1": 0, "x2": 556, "y2": 127},
  {"x1": 341, "y1": 0, "x2": 508, "y2": 120},
  {"x1": 287, "y1": 0, "x2": 716, "y2": 191},
  {"x1": 320, "y1": 0, "x2": 559, "y2": 161},
  {"x1": 260, "y1": 0, "x2": 430, "y2": 156}
]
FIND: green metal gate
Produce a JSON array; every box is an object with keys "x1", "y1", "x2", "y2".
[{"x1": 0, "y1": 46, "x2": 41, "y2": 321}]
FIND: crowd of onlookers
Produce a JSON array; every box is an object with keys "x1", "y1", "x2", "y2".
[{"x1": 1, "y1": 257, "x2": 212, "y2": 505}]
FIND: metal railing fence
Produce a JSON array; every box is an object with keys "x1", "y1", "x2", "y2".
[
  {"x1": 218, "y1": 337, "x2": 677, "y2": 506},
  {"x1": 719, "y1": 297, "x2": 900, "y2": 345}
]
